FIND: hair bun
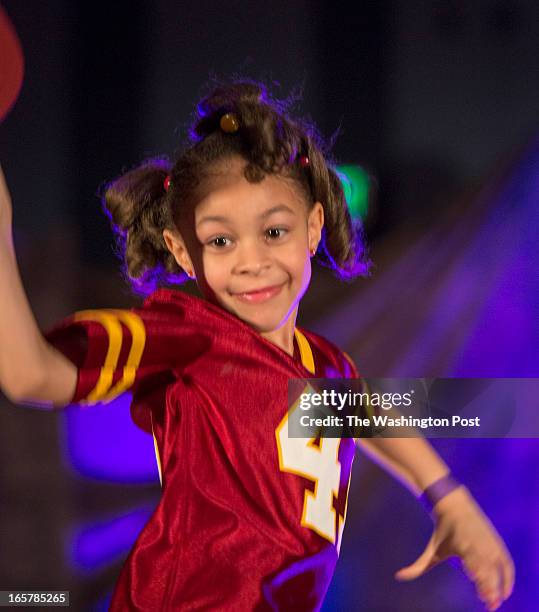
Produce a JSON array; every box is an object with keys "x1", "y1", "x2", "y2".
[
  {"x1": 192, "y1": 81, "x2": 269, "y2": 141},
  {"x1": 197, "y1": 81, "x2": 265, "y2": 118}
]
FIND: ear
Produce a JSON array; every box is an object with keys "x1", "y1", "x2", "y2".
[
  {"x1": 162, "y1": 228, "x2": 196, "y2": 278},
  {"x1": 308, "y1": 201, "x2": 324, "y2": 253}
]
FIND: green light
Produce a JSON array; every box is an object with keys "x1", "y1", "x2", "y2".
[{"x1": 336, "y1": 164, "x2": 370, "y2": 220}]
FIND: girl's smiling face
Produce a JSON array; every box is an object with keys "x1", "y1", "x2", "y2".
[{"x1": 163, "y1": 155, "x2": 324, "y2": 336}]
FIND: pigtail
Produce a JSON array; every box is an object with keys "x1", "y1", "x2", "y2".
[
  {"x1": 304, "y1": 138, "x2": 371, "y2": 279},
  {"x1": 322, "y1": 167, "x2": 371, "y2": 279},
  {"x1": 101, "y1": 157, "x2": 186, "y2": 295},
  {"x1": 297, "y1": 118, "x2": 371, "y2": 280}
]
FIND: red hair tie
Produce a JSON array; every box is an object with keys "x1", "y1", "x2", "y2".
[{"x1": 164, "y1": 175, "x2": 171, "y2": 191}]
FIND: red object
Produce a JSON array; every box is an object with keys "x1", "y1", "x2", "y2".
[
  {"x1": 45, "y1": 289, "x2": 361, "y2": 610},
  {"x1": 163, "y1": 175, "x2": 171, "y2": 191},
  {"x1": 299, "y1": 155, "x2": 310, "y2": 167},
  {"x1": 0, "y1": 6, "x2": 24, "y2": 123}
]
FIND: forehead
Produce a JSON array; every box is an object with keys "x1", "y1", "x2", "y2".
[{"x1": 193, "y1": 156, "x2": 307, "y2": 217}]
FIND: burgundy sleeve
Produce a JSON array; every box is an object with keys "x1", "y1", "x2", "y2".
[{"x1": 43, "y1": 306, "x2": 207, "y2": 406}]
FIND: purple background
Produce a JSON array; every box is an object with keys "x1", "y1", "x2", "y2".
[{"x1": 1, "y1": 2, "x2": 538, "y2": 610}]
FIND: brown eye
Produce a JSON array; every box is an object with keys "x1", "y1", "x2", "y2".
[
  {"x1": 209, "y1": 236, "x2": 231, "y2": 248},
  {"x1": 266, "y1": 227, "x2": 288, "y2": 240}
]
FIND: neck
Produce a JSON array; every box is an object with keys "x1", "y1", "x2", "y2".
[{"x1": 259, "y1": 306, "x2": 298, "y2": 357}]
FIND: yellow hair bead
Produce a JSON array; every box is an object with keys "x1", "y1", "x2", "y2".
[{"x1": 219, "y1": 112, "x2": 240, "y2": 133}]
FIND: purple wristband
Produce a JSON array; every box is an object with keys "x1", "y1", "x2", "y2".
[{"x1": 418, "y1": 473, "x2": 462, "y2": 514}]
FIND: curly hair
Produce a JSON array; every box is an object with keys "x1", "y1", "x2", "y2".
[{"x1": 101, "y1": 78, "x2": 371, "y2": 295}]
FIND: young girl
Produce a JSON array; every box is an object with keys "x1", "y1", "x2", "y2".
[{"x1": 0, "y1": 80, "x2": 514, "y2": 611}]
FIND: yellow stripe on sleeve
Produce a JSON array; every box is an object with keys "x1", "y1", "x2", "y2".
[
  {"x1": 98, "y1": 310, "x2": 146, "y2": 402},
  {"x1": 72, "y1": 309, "x2": 146, "y2": 405},
  {"x1": 73, "y1": 310, "x2": 123, "y2": 405}
]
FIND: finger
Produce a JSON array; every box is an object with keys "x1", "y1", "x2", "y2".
[
  {"x1": 477, "y1": 587, "x2": 501, "y2": 611},
  {"x1": 465, "y1": 558, "x2": 496, "y2": 590},
  {"x1": 395, "y1": 538, "x2": 439, "y2": 581},
  {"x1": 475, "y1": 564, "x2": 503, "y2": 610},
  {"x1": 500, "y1": 556, "x2": 515, "y2": 600},
  {"x1": 477, "y1": 585, "x2": 500, "y2": 608}
]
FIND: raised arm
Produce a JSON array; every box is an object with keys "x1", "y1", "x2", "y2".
[{"x1": 0, "y1": 164, "x2": 77, "y2": 406}]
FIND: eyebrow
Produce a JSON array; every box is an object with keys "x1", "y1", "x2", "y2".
[{"x1": 196, "y1": 204, "x2": 295, "y2": 227}]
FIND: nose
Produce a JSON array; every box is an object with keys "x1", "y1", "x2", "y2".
[{"x1": 232, "y1": 239, "x2": 272, "y2": 276}]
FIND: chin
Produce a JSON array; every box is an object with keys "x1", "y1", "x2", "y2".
[
  {"x1": 232, "y1": 309, "x2": 287, "y2": 333},
  {"x1": 239, "y1": 315, "x2": 283, "y2": 333},
  {"x1": 218, "y1": 291, "x2": 297, "y2": 332}
]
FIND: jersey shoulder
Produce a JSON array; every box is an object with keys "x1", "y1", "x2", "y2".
[
  {"x1": 297, "y1": 327, "x2": 360, "y2": 379},
  {"x1": 43, "y1": 289, "x2": 209, "y2": 407}
]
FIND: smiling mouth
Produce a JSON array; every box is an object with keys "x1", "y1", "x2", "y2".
[{"x1": 232, "y1": 283, "x2": 285, "y2": 304}]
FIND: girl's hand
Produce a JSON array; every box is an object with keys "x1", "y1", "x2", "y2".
[
  {"x1": 0, "y1": 164, "x2": 14, "y2": 240},
  {"x1": 394, "y1": 487, "x2": 515, "y2": 611}
]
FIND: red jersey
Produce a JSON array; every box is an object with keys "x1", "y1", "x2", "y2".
[{"x1": 44, "y1": 288, "x2": 360, "y2": 611}]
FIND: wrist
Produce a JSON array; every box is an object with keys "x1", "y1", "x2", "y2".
[
  {"x1": 418, "y1": 473, "x2": 466, "y2": 517},
  {"x1": 431, "y1": 484, "x2": 472, "y2": 519}
]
